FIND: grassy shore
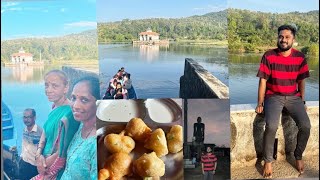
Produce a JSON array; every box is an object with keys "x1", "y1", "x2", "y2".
[
  {"x1": 175, "y1": 39, "x2": 228, "y2": 46},
  {"x1": 98, "y1": 39, "x2": 228, "y2": 46}
]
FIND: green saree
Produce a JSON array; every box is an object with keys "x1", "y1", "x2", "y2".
[{"x1": 42, "y1": 105, "x2": 80, "y2": 158}]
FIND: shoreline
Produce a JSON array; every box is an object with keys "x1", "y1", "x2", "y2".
[{"x1": 98, "y1": 40, "x2": 228, "y2": 45}]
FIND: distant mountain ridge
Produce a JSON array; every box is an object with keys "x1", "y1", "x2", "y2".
[
  {"x1": 1, "y1": 29, "x2": 98, "y2": 62},
  {"x1": 98, "y1": 10, "x2": 228, "y2": 42}
]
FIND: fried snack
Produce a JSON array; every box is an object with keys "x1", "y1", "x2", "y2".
[
  {"x1": 144, "y1": 128, "x2": 168, "y2": 157},
  {"x1": 166, "y1": 125, "x2": 183, "y2": 153},
  {"x1": 104, "y1": 131, "x2": 135, "y2": 154},
  {"x1": 98, "y1": 152, "x2": 132, "y2": 180},
  {"x1": 125, "y1": 118, "x2": 152, "y2": 142},
  {"x1": 133, "y1": 152, "x2": 165, "y2": 178}
]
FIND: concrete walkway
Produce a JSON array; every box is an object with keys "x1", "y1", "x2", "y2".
[{"x1": 231, "y1": 155, "x2": 319, "y2": 179}]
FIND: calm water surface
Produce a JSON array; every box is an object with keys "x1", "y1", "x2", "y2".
[
  {"x1": 229, "y1": 54, "x2": 319, "y2": 104},
  {"x1": 99, "y1": 43, "x2": 228, "y2": 99}
]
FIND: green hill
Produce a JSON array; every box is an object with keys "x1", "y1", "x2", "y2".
[
  {"x1": 228, "y1": 9, "x2": 319, "y2": 53},
  {"x1": 98, "y1": 10, "x2": 227, "y2": 43},
  {"x1": 1, "y1": 29, "x2": 98, "y2": 63}
]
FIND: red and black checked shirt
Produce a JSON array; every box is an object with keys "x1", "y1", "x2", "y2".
[
  {"x1": 257, "y1": 48, "x2": 310, "y2": 98},
  {"x1": 201, "y1": 153, "x2": 217, "y2": 171}
]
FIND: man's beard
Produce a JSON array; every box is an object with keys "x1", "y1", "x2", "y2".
[{"x1": 277, "y1": 41, "x2": 292, "y2": 52}]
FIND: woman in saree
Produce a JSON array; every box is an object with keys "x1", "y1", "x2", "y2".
[
  {"x1": 60, "y1": 76, "x2": 99, "y2": 179},
  {"x1": 32, "y1": 70, "x2": 79, "y2": 179}
]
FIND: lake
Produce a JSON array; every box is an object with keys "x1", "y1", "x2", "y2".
[
  {"x1": 99, "y1": 43, "x2": 228, "y2": 99},
  {"x1": 229, "y1": 54, "x2": 319, "y2": 104}
]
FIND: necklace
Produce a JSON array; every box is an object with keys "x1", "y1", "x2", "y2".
[{"x1": 64, "y1": 125, "x2": 95, "y2": 172}]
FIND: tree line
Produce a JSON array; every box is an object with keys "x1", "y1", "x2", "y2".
[
  {"x1": 1, "y1": 8, "x2": 318, "y2": 63},
  {"x1": 99, "y1": 8, "x2": 318, "y2": 56},
  {"x1": 228, "y1": 9, "x2": 319, "y2": 55},
  {"x1": 98, "y1": 10, "x2": 227, "y2": 43},
  {"x1": 1, "y1": 30, "x2": 98, "y2": 63}
]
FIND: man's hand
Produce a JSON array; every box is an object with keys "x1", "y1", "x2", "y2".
[
  {"x1": 202, "y1": 170, "x2": 205, "y2": 175},
  {"x1": 36, "y1": 155, "x2": 47, "y2": 175},
  {"x1": 256, "y1": 78, "x2": 267, "y2": 114},
  {"x1": 212, "y1": 170, "x2": 215, "y2": 175},
  {"x1": 255, "y1": 103, "x2": 264, "y2": 114}
]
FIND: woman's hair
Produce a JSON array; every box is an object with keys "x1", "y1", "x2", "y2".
[
  {"x1": 73, "y1": 76, "x2": 100, "y2": 100},
  {"x1": 45, "y1": 69, "x2": 69, "y2": 86},
  {"x1": 116, "y1": 82, "x2": 122, "y2": 86},
  {"x1": 116, "y1": 88, "x2": 123, "y2": 93},
  {"x1": 125, "y1": 73, "x2": 131, "y2": 79}
]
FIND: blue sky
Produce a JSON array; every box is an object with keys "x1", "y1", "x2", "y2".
[
  {"x1": 97, "y1": 0, "x2": 318, "y2": 23},
  {"x1": 229, "y1": 0, "x2": 319, "y2": 13},
  {"x1": 1, "y1": 0, "x2": 97, "y2": 40},
  {"x1": 2, "y1": 0, "x2": 318, "y2": 39},
  {"x1": 97, "y1": 0, "x2": 228, "y2": 22}
]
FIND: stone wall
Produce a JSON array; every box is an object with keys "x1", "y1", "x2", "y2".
[
  {"x1": 230, "y1": 101, "x2": 319, "y2": 168},
  {"x1": 62, "y1": 66, "x2": 99, "y2": 96},
  {"x1": 180, "y1": 58, "x2": 229, "y2": 99}
]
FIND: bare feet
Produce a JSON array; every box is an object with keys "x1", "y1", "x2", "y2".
[
  {"x1": 263, "y1": 162, "x2": 272, "y2": 178},
  {"x1": 296, "y1": 160, "x2": 304, "y2": 175}
]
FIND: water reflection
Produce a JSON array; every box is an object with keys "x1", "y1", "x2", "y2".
[
  {"x1": 138, "y1": 45, "x2": 160, "y2": 62},
  {"x1": 2, "y1": 64, "x2": 63, "y2": 84},
  {"x1": 99, "y1": 44, "x2": 228, "y2": 98}
]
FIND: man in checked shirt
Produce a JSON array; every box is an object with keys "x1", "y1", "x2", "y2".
[
  {"x1": 201, "y1": 146, "x2": 218, "y2": 180},
  {"x1": 19, "y1": 108, "x2": 43, "y2": 180}
]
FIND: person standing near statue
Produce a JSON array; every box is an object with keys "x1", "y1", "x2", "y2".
[
  {"x1": 201, "y1": 146, "x2": 218, "y2": 180},
  {"x1": 194, "y1": 116, "x2": 205, "y2": 162}
]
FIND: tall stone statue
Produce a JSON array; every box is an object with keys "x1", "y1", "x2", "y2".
[
  {"x1": 193, "y1": 117, "x2": 205, "y2": 162},
  {"x1": 194, "y1": 117, "x2": 205, "y2": 143}
]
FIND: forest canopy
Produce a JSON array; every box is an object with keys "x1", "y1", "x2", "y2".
[
  {"x1": 228, "y1": 9, "x2": 319, "y2": 53},
  {"x1": 98, "y1": 10, "x2": 228, "y2": 43},
  {"x1": 1, "y1": 30, "x2": 98, "y2": 63}
]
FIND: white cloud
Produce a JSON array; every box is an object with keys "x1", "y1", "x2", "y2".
[
  {"x1": 3, "y1": 34, "x2": 57, "y2": 40},
  {"x1": 1, "y1": 4, "x2": 48, "y2": 14},
  {"x1": 2, "y1": 2, "x2": 19, "y2": 8},
  {"x1": 8, "y1": 7, "x2": 22, "y2": 11},
  {"x1": 60, "y1": 8, "x2": 66, "y2": 12},
  {"x1": 1, "y1": 2, "x2": 19, "y2": 13},
  {"x1": 64, "y1": 21, "x2": 97, "y2": 28}
]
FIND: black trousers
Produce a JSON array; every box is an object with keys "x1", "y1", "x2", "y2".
[
  {"x1": 18, "y1": 159, "x2": 38, "y2": 180},
  {"x1": 263, "y1": 95, "x2": 311, "y2": 162}
]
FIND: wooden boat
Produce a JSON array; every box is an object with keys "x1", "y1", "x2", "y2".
[
  {"x1": 2, "y1": 101, "x2": 14, "y2": 140},
  {"x1": 1, "y1": 101, "x2": 19, "y2": 179}
]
